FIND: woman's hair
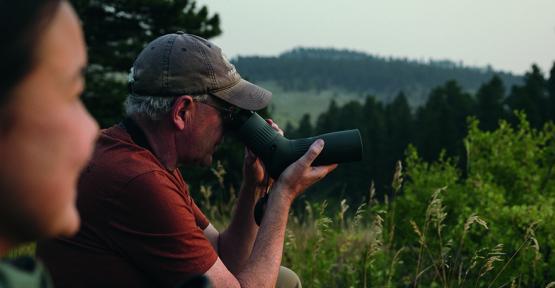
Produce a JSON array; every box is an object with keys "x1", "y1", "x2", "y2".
[{"x1": 0, "y1": 0, "x2": 62, "y2": 106}]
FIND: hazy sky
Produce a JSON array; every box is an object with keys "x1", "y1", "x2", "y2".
[{"x1": 196, "y1": 0, "x2": 555, "y2": 75}]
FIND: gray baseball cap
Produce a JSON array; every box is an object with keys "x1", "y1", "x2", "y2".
[{"x1": 128, "y1": 32, "x2": 272, "y2": 111}]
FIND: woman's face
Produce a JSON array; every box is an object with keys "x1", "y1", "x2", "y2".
[{"x1": 0, "y1": 2, "x2": 98, "y2": 243}]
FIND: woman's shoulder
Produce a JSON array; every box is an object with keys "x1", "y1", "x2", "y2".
[{"x1": 0, "y1": 257, "x2": 53, "y2": 288}]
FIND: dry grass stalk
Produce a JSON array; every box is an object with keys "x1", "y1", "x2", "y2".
[
  {"x1": 488, "y1": 223, "x2": 539, "y2": 288},
  {"x1": 453, "y1": 214, "x2": 489, "y2": 285}
]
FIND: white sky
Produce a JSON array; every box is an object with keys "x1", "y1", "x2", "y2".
[{"x1": 196, "y1": 0, "x2": 555, "y2": 75}]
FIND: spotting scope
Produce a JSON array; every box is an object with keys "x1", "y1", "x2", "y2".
[
  {"x1": 227, "y1": 110, "x2": 363, "y2": 225},
  {"x1": 228, "y1": 110, "x2": 363, "y2": 179}
]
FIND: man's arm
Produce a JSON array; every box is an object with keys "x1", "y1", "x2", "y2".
[
  {"x1": 219, "y1": 180, "x2": 261, "y2": 273},
  {"x1": 203, "y1": 181, "x2": 261, "y2": 274},
  {"x1": 207, "y1": 120, "x2": 282, "y2": 274},
  {"x1": 203, "y1": 139, "x2": 337, "y2": 288}
]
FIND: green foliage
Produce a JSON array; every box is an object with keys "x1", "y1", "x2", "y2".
[
  {"x1": 392, "y1": 114, "x2": 555, "y2": 287},
  {"x1": 191, "y1": 114, "x2": 555, "y2": 287},
  {"x1": 287, "y1": 63, "x2": 555, "y2": 208}
]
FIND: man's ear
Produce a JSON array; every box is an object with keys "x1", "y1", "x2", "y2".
[{"x1": 171, "y1": 95, "x2": 194, "y2": 130}]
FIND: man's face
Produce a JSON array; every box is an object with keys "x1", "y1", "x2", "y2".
[{"x1": 176, "y1": 97, "x2": 226, "y2": 167}]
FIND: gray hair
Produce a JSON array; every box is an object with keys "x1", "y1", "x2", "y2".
[
  {"x1": 125, "y1": 66, "x2": 208, "y2": 120},
  {"x1": 124, "y1": 94, "x2": 209, "y2": 121}
]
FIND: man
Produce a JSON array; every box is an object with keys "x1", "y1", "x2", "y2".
[{"x1": 37, "y1": 32, "x2": 337, "y2": 288}]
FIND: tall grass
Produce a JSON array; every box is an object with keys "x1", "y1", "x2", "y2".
[
  {"x1": 4, "y1": 163, "x2": 552, "y2": 287},
  {"x1": 200, "y1": 156, "x2": 552, "y2": 287}
]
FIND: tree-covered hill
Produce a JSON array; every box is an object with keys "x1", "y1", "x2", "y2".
[{"x1": 233, "y1": 47, "x2": 522, "y2": 106}]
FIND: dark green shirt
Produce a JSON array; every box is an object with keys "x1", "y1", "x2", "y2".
[{"x1": 0, "y1": 257, "x2": 53, "y2": 288}]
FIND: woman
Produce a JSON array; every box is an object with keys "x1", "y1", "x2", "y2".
[{"x1": 0, "y1": 0, "x2": 98, "y2": 286}]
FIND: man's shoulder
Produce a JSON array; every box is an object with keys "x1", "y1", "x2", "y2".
[
  {"x1": 76, "y1": 125, "x2": 177, "y2": 200},
  {"x1": 89, "y1": 125, "x2": 168, "y2": 181},
  {"x1": 0, "y1": 257, "x2": 53, "y2": 288}
]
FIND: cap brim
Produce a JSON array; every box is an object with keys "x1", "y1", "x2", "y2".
[{"x1": 211, "y1": 79, "x2": 272, "y2": 111}]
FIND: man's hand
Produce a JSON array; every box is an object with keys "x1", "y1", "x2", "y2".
[
  {"x1": 216, "y1": 119, "x2": 284, "y2": 274},
  {"x1": 274, "y1": 139, "x2": 338, "y2": 204},
  {"x1": 205, "y1": 140, "x2": 338, "y2": 288},
  {"x1": 242, "y1": 119, "x2": 283, "y2": 191}
]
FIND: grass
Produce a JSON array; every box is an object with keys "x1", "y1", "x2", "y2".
[
  {"x1": 4, "y1": 166, "x2": 553, "y2": 287},
  {"x1": 199, "y1": 160, "x2": 552, "y2": 287},
  {"x1": 259, "y1": 81, "x2": 363, "y2": 127}
]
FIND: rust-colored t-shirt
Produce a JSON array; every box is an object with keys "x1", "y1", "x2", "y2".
[{"x1": 37, "y1": 125, "x2": 218, "y2": 288}]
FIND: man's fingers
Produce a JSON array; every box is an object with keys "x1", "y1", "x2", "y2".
[
  {"x1": 245, "y1": 147, "x2": 257, "y2": 162},
  {"x1": 299, "y1": 139, "x2": 325, "y2": 166},
  {"x1": 309, "y1": 163, "x2": 338, "y2": 179},
  {"x1": 315, "y1": 163, "x2": 338, "y2": 175},
  {"x1": 266, "y1": 119, "x2": 284, "y2": 136},
  {"x1": 274, "y1": 126, "x2": 284, "y2": 136}
]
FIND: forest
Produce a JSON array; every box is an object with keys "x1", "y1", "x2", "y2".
[
  {"x1": 233, "y1": 47, "x2": 522, "y2": 106},
  {"x1": 197, "y1": 63, "x2": 555, "y2": 210}
]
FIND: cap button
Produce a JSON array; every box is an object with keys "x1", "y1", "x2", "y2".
[{"x1": 176, "y1": 31, "x2": 185, "y2": 34}]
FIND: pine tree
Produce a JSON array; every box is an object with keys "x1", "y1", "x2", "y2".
[
  {"x1": 284, "y1": 122, "x2": 296, "y2": 138},
  {"x1": 385, "y1": 92, "x2": 412, "y2": 153},
  {"x1": 506, "y1": 64, "x2": 548, "y2": 128},
  {"x1": 72, "y1": 0, "x2": 222, "y2": 127},
  {"x1": 296, "y1": 113, "x2": 313, "y2": 137},
  {"x1": 316, "y1": 99, "x2": 339, "y2": 133},
  {"x1": 415, "y1": 86, "x2": 448, "y2": 161},
  {"x1": 360, "y1": 96, "x2": 386, "y2": 195},
  {"x1": 476, "y1": 75, "x2": 506, "y2": 131},
  {"x1": 382, "y1": 92, "x2": 413, "y2": 196},
  {"x1": 385, "y1": 92, "x2": 412, "y2": 165},
  {"x1": 415, "y1": 80, "x2": 473, "y2": 161},
  {"x1": 548, "y1": 62, "x2": 555, "y2": 122}
]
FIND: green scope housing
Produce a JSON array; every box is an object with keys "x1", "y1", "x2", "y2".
[{"x1": 230, "y1": 111, "x2": 363, "y2": 179}]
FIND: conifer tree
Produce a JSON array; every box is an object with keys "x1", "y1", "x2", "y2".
[
  {"x1": 476, "y1": 76, "x2": 506, "y2": 131},
  {"x1": 296, "y1": 114, "x2": 313, "y2": 137},
  {"x1": 71, "y1": 0, "x2": 221, "y2": 127},
  {"x1": 507, "y1": 64, "x2": 548, "y2": 128},
  {"x1": 548, "y1": 62, "x2": 555, "y2": 122}
]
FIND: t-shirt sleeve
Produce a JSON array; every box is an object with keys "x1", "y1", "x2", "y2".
[
  {"x1": 106, "y1": 170, "x2": 218, "y2": 288},
  {"x1": 192, "y1": 198, "x2": 210, "y2": 230}
]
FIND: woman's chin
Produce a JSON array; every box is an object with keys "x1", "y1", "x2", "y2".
[{"x1": 46, "y1": 206, "x2": 81, "y2": 238}]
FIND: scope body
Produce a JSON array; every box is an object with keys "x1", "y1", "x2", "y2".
[{"x1": 230, "y1": 111, "x2": 363, "y2": 179}]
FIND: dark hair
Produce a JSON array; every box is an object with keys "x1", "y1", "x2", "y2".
[{"x1": 0, "y1": 0, "x2": 62, "y2": 106}]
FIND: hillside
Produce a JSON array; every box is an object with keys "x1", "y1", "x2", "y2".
[{"x1": 232, "y1": 48, "x2": 523, "y2": 124}]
